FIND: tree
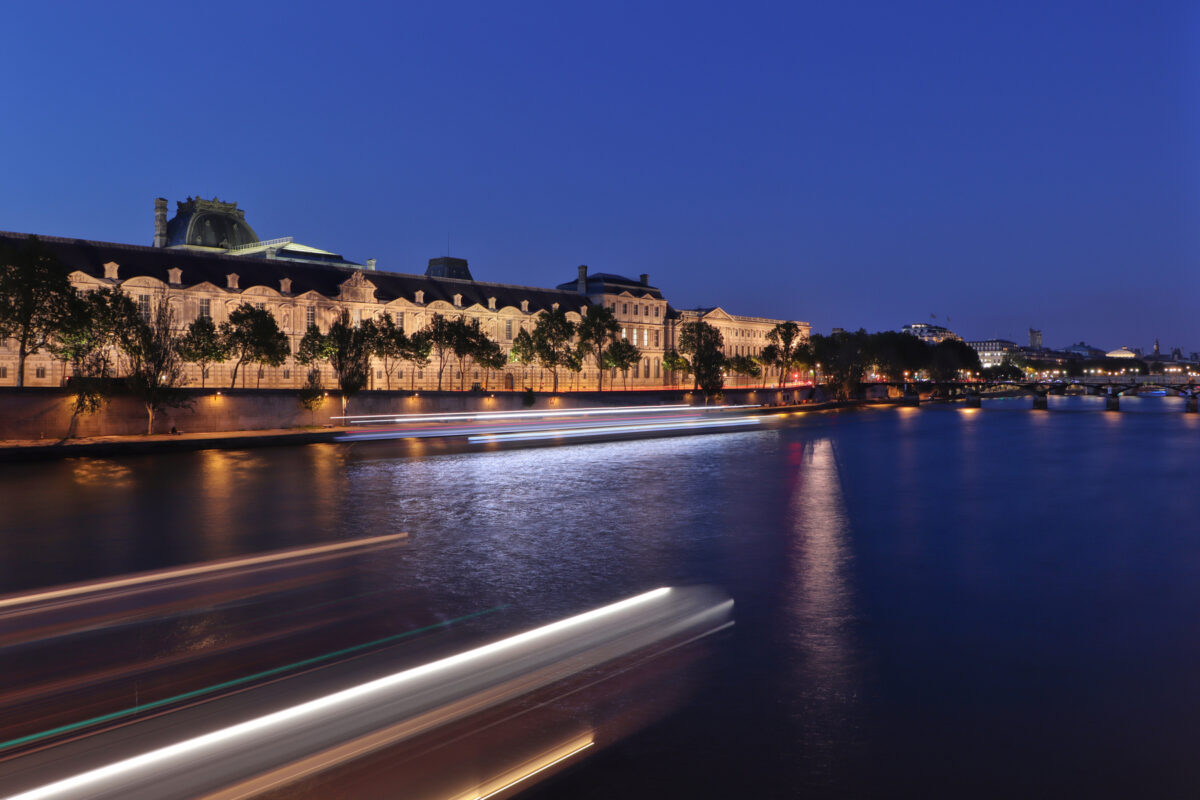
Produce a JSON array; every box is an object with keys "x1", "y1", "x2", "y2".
[
  {"x1": 866, "y1": 331, "x2": 929, "y2": 382},
  {"x1": 371, "y1": 312, "x2": 408, "y2": 390},
  {"x1": 564, "y1": 343, "x2": 585, "y2": 390},
  {"x1": 531, "y1": 307, "x2": 576, "y2": 392},
  {"x1": 475, "y1": 336, "x2": 508, "y2": 389},
  {"x1": 422, "y1": 314, "x2": 456, "y2": 391},
  {"x1": 451, "y1": 317, "x2": 486, "y2": 390},
  {"x1": 928, "y1": 339, "x2": 982, "y2": 382},
  {"x1": 178, "y1": 315, "x2": 229, "y2": 388},
  {"x1": 50, "y1": 287, "x2": 134, "y2": 427},
  {"x1": 606, "y1": 339, "x2": 641, "y2": 390},
  {"x1": 678, "y1": 321, "x2": 725, "y2": 395},
  {"x1": 663, "y1": 349, "x2": 690, "y2": 388},
  {"x1": 766, "y1": 321, "x2": 804, "y2": 387},
  {"x1": 509, "y1": 327, "x2": 537, "y2": 389},
  {"x1": 220, "y1": 303, "x2": 289, "y2": 389},
  {"x1": 0, "y1": 236, "x2": 77, "y2": 387},
  {"x1": 119, "y1": 292, "x2": 191, "y2": 435},
  {"x1": 576, "y1": 304, "x2": 620, "y2": 391},
  {"x1": 404, "y1": 330, "x2": 432, "y2": 390},
  {"x1": 297, "y1": 367, "x2": 325, "y2": 425},
  {"x1": 326, "y1": 309, "x2": 373, "y2": 413},
  {"x1": 809, "y1": 329, "x2": 871, "y2": 400},
  {"x1": 726, "y1": 354, "x2": 761, "y2": 388}
]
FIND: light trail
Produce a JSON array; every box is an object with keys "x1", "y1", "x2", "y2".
[
  {"x1": 333, "y1": 404, "x2": 756, "y2": 425},
  {"x1": 0, "y1": 534, "x2": 407, "y2": 612},
  {"x1": 468, "y1": 416, "x2": 760, "y2": 443},
  {"x1": 6, "y1": 588, "x2": 674, "y2": 800},
  {"x1": 0, "y1": 605, "x2": 507, "y2": 755},
  {"x1": 464, "y1": 735, "x2": 595, "y2": 800}
]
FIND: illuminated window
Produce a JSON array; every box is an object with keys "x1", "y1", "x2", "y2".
[
  {"x1": 505, "y1": 319, "x2": 513, "y2": 339},
  {"x1": 256, "y1": 303, "x2": 265, "y2": 311},
  {"x1": 137, "y1": 294, "x2": 150, "y2": 321},
  {"x1": 622, "y1": 327, "x2": 627, "y2": 340}
]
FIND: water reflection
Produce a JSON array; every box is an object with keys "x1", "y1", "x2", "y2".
[{"x1": 784, "y1": 438, "x2": 862, "y2": 790}]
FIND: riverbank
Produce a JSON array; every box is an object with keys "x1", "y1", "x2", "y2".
[{"x1": 0, "y1": 399, "x2": 856, "y2": 462}]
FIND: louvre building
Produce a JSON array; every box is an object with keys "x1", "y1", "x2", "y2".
[{"x1": 0, "y1": 197, "x2": 808, "y2": 390}]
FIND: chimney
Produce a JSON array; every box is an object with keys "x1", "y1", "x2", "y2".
[
  {"x1": 153, "y1": 198, "x2": 168, "y2": 248},
  {"x1": 366, "y1": 258, "x2": 377, "y2": 271},
  {"x1": 640, "y1": 273, "x2": 649, "y2": 286},
  {"x1": 577, "y1": 265, "x2": 588, "y2": 294}
]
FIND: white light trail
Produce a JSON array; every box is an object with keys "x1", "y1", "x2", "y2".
[
  {"x1": 6, "y1": 588, "x2": 672, "y2": 800},
  {"x1": 334, "y1": 404, "x2": 757, "y2": 425},
  {"x1": 467, "y1": 416, "x2": 760, "y2": 443}
]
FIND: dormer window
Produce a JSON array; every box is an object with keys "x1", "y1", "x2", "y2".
[
  {"x1": 103, "y1": 262, "x2": 119, "y2": 280},
  {"x1": 488, "y1": 297, "x2": 496, "y2": 310},
  {"x1": 415, "y1": 290, "x2": 425, "y2": 304},
  {"x1": 167, "y1": 267, "x2": 182, "y2": 285},
  {"x1": 552, "y1": 302, "x2": 559, "y2": 311},
  {"x1": 520, "y1": 300, "x2": 529, "y2": 313},
  {"x1": 226, "y1": 273, "x2": 239, "y2": 290},
  {"x1": 453, "y1": 293, "x2": 463, "y2": 307},
  {"x1": 279, "y1": 278, "x2": 292, "y2": 294}
]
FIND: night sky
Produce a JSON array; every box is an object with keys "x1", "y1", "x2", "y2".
[{"x1": 2, "y1": 1, "x2": 1195, "y2": 351}]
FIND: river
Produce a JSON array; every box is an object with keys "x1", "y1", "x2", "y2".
[{"x1": 4, "y1": 395, "x2": 1200, "y2": 797}]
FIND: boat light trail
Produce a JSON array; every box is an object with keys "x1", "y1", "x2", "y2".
[
  {"x1": 6, "y1": 588, "x2": 672, "y2": 800},
  {"x1": 333, "y1": 404, "x2": 756, "y2": 425},
  {"x1": 468, "y1": 416, "x2": 760, "y2": 443}
]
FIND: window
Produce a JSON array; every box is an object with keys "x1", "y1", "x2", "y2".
[
  {"x1": 0, "y1": 367, "x2": 6, "y2": 379},
  {"x1": 137, "y1": 294, "x2": 150, "y2": 321},
  {"x1": 623, "y1": 303, "x2": 628, "y2": 314},
  {"x1": 654, "y1": 330, "x2": 660, "y2": 347},
  {"x1": 353, "y1": 309, "x2": 362, "y2": 324},
  {"x1": 283, "y1": 369, "x2": 290, "y2": 379},
  {"x1": 199, "y1": 298, "x2": 211, "y2": 319},
  {"x1": 505, "y1": 319, "x2": 513, "y2": 339},
  {"x1": 306, "y1": 306, "x2": 316, "y2": 328},
  {"x1": 376, "y1": 370, "x2": 382, "y2": 378},
  {"x1": 654, "y1": 306, "x2": 659, "y2": 318},
  {"x1": 643, "y1": 305, "x2": 648, "y2": 316},
  {"x1": 35, "y1": 366, "x2": 46, "y2": 379},
  {"x1": 256, "y1": 303, "x2": 265, "y2": 311},
  {"x1": 634, "y1": 363, "x2": 640, "y2": 378},
  {"x1": 622, "y1": 327, "x2": 627, "y2": 340},
  {"x1": 633, "y1": 305, "x2": 639, "y2": 316}
]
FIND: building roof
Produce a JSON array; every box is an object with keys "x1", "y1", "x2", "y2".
[
  {"x1": 556, "y1": 271, "x2": 664, "y2": 299},
  {"x1": 0, "y1": 231, "x2": 589, "y2": 314}
]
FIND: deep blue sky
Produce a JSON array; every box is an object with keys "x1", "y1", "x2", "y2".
[{"x1": 2, "y1": 1, "x2": 1196, "y2": 351}]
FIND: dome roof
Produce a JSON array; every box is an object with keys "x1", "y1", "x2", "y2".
[{"x1": 166, "y1": 197, "x2": 258, "y2": 249}]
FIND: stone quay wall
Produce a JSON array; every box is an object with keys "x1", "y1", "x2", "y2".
[{"x1": 0, "y1": 386, "x2": 816, "y2": 441}]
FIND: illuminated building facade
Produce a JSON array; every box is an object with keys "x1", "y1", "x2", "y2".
[{"x1": 0, "y1": 197, "x2": 808, "y2": 390}]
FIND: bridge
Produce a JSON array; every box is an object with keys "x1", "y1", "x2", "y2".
[{"x1": 871, "y1": 377, "x2": 1200, "y2": 413}]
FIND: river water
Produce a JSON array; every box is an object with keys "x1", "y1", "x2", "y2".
[{"x1": 4, "y1": 395, "x2": 1200, "y2": 797}]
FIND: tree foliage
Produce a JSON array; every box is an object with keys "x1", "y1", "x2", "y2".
[
  {"x1": 219, "y1": 303, "x2": 288, "y2": 389},
  {"x1": 178, "y1": 314, "x2": 229, "y2": 388},
  {"x1": 605, "y1": 338, "x2": 641, "y2": 390},
  {"x1": 119, "y1": 293, "x2": 191, "y2": 434},
  {"x1": 765, "y1": 321, "x2": 805, "y2": 387},
  {"x1": 0, "y1": 236, "x2": 77, "y2": 386},
  {"x1": 509, "y1": 327, "x2": 537, "y2": 389},
  {"x1": 531, "y1": 307, "x2": 576, "y2": 392},
  {"x1": 678, "y1": 321, "x2": 725, "y2": 395},
  {"x1": 577, "y1": 304, "x2": 620, "y2": 391},
  {"x1": 371, "y1": 312, "x2": 408, "y2": 390}
]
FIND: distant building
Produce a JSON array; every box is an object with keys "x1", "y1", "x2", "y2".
[
  {"x1": 1106, "y1": 347, "x2": 1138, "y2": 359},
  {"x1": 1028, "y1": 328, "x2": 1043, "y2": 349},
  {"x1": 965, "y1": 338, "x2": 1019, "y2": 368},
  {"x1": 901, "y1": 322, "x2": 961, "y2": 344},
  {"x1": 1063, "y1": 342, "x2": 1106, "y2": 359}
]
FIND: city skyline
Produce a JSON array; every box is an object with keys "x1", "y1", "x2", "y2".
[{"x1": 2, "y1": 1, "x2": 1194, "y2": 349}]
